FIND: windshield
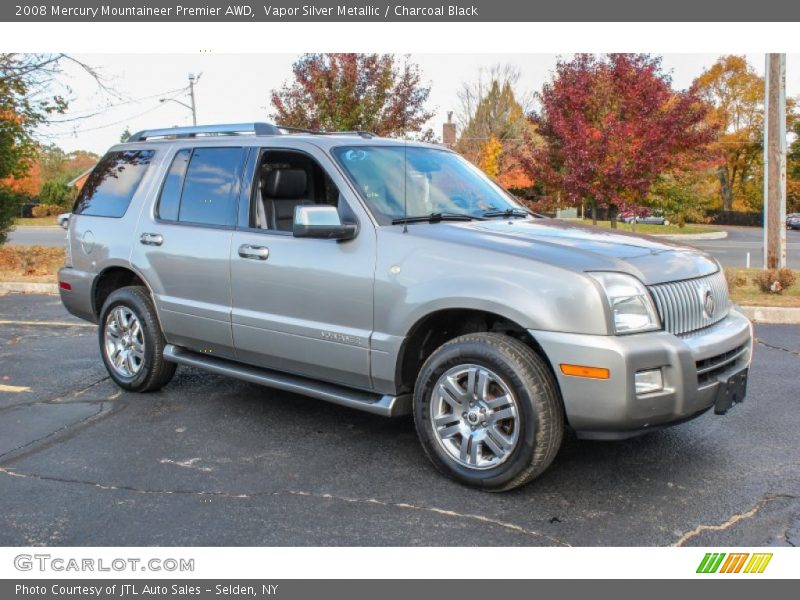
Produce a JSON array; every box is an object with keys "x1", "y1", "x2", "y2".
[{"x1": 332, "y1": 145, "x2": 524, "y2": 224}]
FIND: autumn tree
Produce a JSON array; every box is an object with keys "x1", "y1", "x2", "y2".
[
  {"x1": 1, "y1": 54, "x2": 70, "y2": 242},
  {"x1": 692, "y1": 55, "x2": 766, "y2": 212},
  {"x1": 478, "y1": 135, "x2": 502, "y2": 178},
  {"x1": 456, "y1": 66, "x2": 538, "y2": 190},
  {"x1": 789, "y1": 120, "x2": 800, "y2": 213},
  {"x1": 270, "y1": 54, "x2": 435, "y2": 138},
  {"x1": 525, "y1": 54, "x2": 713, "y2": 226}
]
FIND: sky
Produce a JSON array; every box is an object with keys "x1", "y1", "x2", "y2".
[{"x1": 41, "y1": 53, "x2": 800, "y2": 155}]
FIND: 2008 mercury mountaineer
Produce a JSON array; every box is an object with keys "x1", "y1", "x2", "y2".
[{"x1": 59, "y1": 122, "x2": 753, "y2": 491}]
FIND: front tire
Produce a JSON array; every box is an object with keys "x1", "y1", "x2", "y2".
[
  {"x1": 413, "y1": 333, "x2": 564, "y2": 491},
  {"x1": 98, "y1": 286, "x2": 176, "y2": 392}
]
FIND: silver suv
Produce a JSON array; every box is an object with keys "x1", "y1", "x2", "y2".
[{"x1": 59, "y1": 122, "x2": 753, "y2": 491}]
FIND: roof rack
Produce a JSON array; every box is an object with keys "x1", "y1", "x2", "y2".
[
  {"x1": 128, "y1": 122, "x2": 281, "y2": 142},
  {"x1": 127, "y1": 122, "x2": 377, "y2": 142},
  {"x1": 277, "y1": 126, "x2": 376, "y2": 139}
]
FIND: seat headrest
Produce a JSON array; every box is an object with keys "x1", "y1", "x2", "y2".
[{"x1": 263, "y1": 169, "x2": 307, "y2": 199}]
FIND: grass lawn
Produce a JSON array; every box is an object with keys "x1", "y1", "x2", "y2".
[
  {"x1": 562, "y1": 218, "x2": 717, "y2": 235},
  {"x1": 0, "y1": 245, "x2": 65, "y2": 283},
  {"x1": 14, "y1": 216, "x2": 59, "y2": 227},
  {"x1": 725, "y1": 268, "x2": 800, "y2": 308}
]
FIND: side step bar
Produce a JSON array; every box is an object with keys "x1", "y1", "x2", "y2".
[{"x1": 163, "y1": 345, "x2": 411, "y2": 417}]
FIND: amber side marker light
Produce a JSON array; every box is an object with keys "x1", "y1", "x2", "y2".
[{"x1": 560, "y1": 364, "x2": 610, "y2": 379}]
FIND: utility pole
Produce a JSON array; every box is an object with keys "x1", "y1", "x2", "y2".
[
  {"x1": 763, "y1": 53, "x2": 787, "y2": 269},
  {"x1": 188, "y1": 73, "x2": 201, "y2": 126}
]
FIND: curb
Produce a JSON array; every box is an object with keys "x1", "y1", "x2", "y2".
[
  {"x1": 0, "y1": 282, "x2": 59, "y2": 295},
  {"x1": 652, "y1": 231, "x2": 728, "y2": 241},
  {"x1": 12, "y1": 226, "x2": 61, "y2": 230},
  {"x1": 740, "y1": 305, "x2": 800, "y2": 325}
]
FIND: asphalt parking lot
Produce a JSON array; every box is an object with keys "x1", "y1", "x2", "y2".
[{"x1": 1, "y1": 294, "x2": 799, "y2": 547}]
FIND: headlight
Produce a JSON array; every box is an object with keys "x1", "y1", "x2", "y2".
[{"x1": 588, "y1": 272, "x2": 660, "y2": 334}]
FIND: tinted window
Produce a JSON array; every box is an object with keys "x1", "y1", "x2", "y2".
[
  {"x1": 73, "y1": 150, "x2": 154, "y2": 218},
  {"x1": 157, "y1": 149, "x2": 191, "y2": 221},
  {"x1": 178, "y1": 147, "x2": 242, "y2": 227}
]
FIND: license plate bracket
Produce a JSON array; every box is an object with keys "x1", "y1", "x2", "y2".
[{"x1": 714, "y1": 368, "x2": 748, "y2": 415}]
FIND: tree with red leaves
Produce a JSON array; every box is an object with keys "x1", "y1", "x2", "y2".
[
  {"x1": 525, "y1": 54, "x2": 714, "y2": 226},
  {"x1": 270, "y1": 53, "x2": 435, "y2": 138}
]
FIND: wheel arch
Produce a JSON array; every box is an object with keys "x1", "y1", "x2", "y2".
[
  {"x1": 92, "y1": 264, "x2": 153, "y2": 318},
  {"x1": 394, "y1": 306, "x2": 558, "y2": 394}
]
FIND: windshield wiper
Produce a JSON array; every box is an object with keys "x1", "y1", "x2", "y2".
[
  {"x1": 482, "y1": 207, "x2": 531, "y2": 219},
  {"x1": 391, "y1": 212, "x2": 485, "y2": 225}
]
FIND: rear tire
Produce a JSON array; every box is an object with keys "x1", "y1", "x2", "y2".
[
  {"x1": 413, "y1": 332, "x2": 563, "y2": 492},
  {"x1": 98, "y1": 286, "x2": 176, "y2": 392}
]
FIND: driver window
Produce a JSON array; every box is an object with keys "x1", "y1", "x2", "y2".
[{"x1": 251, "y1": 150, "x2": 341, "y2": 232}]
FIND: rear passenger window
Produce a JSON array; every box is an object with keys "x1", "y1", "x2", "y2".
[
  {"x1": 178, "y1": 147, "x2": 242, "y2": 226},
  {"x1": 157, "y1": 149, "x2": 191, "y2": 221},
  {"x1": 156, "y1": 147, "x2": 243, "y2": 227},
  {"x1": 73, "y1": 150, "x2": 154, "y2": 218}
]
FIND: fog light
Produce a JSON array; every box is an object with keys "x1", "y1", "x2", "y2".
[{"x1": 635, "y1": 369, "x2": 663, "y2": 395}]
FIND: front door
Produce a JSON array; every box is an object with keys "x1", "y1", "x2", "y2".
[{"x1": 229, "y1": 145, "x2": 375, "y2": 389}]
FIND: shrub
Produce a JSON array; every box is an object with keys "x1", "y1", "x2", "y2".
[
  {"x1": 31, "y1": 203, "x2": 63, "y2": 217},
  {"x1": 752, "y1": 268, "x2": 797, "y2": 294},
  {"x1": 0, "y1": 186, "x2": 25, "y2": 245},
  {"x1": 725, "y1": 269, "x2": 747, "y2": 291},
  {"x1": 39, "y1": 180, "x2": 77, "y2": 210}
]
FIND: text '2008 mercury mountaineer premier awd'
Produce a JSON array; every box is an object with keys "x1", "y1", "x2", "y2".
[{"x1": 58, "y1": 122, "x2": 753, "y2": 491}]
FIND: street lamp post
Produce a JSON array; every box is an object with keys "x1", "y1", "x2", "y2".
[
  {"x1": 160, "y1": 73, "x2": 201, "y2": 125},
  {"x1": 188, "y1": 72, "x2": 201, "y2": 125}
]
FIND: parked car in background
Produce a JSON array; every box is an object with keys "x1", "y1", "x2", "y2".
[
  {"x1": 636, "y1": 212, "x2": 668, "y2": 225},
  {"x1": 787, "y1": 213, "x2": 800, "y2": 230},
  {"x1": 58, "y1": 122, "x2": 753, "y2": 491},
  {"x1": 617, "y1": 207, "x2": 668, "y2": 225}
]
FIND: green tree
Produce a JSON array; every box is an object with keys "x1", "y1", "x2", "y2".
[
  {"x1": 270, "y1": 53, "x2": 435, "y2": 138},
  {"x1": 1, "y1": 54, "x2": 70, "y2": 242},
  {"x1": 38, "y1": 179, "x2": 76, "y2": 209}
]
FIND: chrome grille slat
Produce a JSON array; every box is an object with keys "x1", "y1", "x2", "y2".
[{"x1": 648, "y1": 271, "x2": 730, "y2": 336}]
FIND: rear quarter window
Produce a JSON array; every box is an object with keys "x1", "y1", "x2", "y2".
[{"x1": 73, "y1": 150, "x2": 155, "y2": 218}]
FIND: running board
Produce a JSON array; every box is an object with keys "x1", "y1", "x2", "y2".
[{"x1": 163, "y1": 345, "x2": 411, "y2": 417}]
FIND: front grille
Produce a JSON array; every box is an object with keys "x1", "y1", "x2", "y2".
[
  {"x1": 695, "y1": 343, "x2": 748, "y2": 386},
  {"x1": 648, "y1": 270, "x2": 730, "y2": 336}
]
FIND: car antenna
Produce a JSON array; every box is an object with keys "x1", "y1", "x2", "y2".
[{"x1": 402, "y1": 137, "x2": 408, "y2": 233}]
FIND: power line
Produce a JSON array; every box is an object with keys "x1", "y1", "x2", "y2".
[{"x1": 42, "y1": 89, "x2": 186, "y2": 137}]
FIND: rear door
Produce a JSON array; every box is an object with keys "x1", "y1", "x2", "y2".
[{"x1": 132, "y1": 144, "x2": 246, "y2": 359}]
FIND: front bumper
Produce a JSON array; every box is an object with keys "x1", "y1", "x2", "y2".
[{"x1": 531, "y1": 306, "x2": 753, "y2": 440}]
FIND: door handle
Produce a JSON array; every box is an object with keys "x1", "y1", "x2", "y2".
[
  {"x1": 238, "y1": 244, "x2": 269, "y2": 260},
  {"x1": 140, "y1": 232, "x2": 163, "y2": 246}
]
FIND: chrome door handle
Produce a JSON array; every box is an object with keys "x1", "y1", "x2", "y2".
[
  {"x1": 238, "y1": 244, "x2": 269, "y2": 260},
  {"x1": 140, "y1": 233, "x2": 163, "y2": 246}
]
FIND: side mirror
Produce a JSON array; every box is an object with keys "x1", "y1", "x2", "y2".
[
  {"x1": 59, "y1": 213, "x2": 71, "y2": 229},
  {"x1": 293, "y1": 206, "x2": 357, "y2": 240}
]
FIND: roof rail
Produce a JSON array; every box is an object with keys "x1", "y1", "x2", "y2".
[
  {"x1": 277, "y1": 125, "x2": 376, "y2": 139},
  {"x1": 127, "y1": 122, "x2": 281, "y2": 142}
]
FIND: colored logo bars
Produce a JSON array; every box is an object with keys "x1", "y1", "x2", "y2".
[{"x1": 696, "y1": 553, "x2": 773, "y2": 574}]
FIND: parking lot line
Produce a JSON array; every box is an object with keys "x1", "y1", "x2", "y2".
[
  {"x1": 0, "y1": 320, "x2": 95, "y2": 328},
  {"x1": 0, "y1": 384, "x2": 31, "y2": 393}
]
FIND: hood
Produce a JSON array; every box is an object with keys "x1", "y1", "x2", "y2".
[{"x1": 405, "y1": 218, "x2": 719, "y2": 285}]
